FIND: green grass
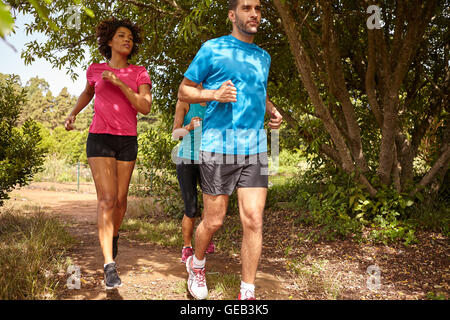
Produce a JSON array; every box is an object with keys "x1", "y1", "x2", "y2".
[
  {"x1": 206, "y1": 271, "x2": 241, "y2": 300},
  {"x1": 0, "y1": 209, "x2": 75, "y2": 299},
  {"x1": 213, "y1": 215, "x2": 242, "y2": 256},
  {"x1": 171, "y1": 272, "x2": 240, "y2": 300},
  {"x1": 426, "y1": 291, "x2": 447, "y2": 300},
  {"x1": 120, "y1": 218, "x2": 183, "y2": 247},
  {"x1": 33, "y1": 156, "x2": 93, "y2": 183}
]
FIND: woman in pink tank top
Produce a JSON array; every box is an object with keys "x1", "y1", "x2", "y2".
[{"x1": 64, "y1": 18, "x2": 152, "y2": 289}]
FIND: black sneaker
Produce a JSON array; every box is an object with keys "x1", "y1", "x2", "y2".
[
  {"x1": 104, "y1": 262, "x2": 122, "y2": 289},
  {"x1": 113, "y1": 234, "x2": 119, "y2": 259}
]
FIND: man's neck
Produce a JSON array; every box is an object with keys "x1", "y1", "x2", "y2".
[{"x1": 231, "y1": 28, "x2": 255, "y2": 44}]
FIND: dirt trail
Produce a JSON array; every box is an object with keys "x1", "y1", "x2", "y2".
[{"x1": 10, "y1": 183, "x2": 291, "y2": 300}]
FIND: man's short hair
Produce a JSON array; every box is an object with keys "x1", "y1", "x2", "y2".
[{"x1": 228, "y1": 0, "x2": 239, "y2": 10}]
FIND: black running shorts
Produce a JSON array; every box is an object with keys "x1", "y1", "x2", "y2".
[
  {"x1": 176, "y1": 161, "x2": 201, "y2": 218},
  {"x1": 199, "y1": 151, "x2": 269, "y2": 196},
  {"x1": 86, "y1": 133, "x2": 138, "y2": 161}
]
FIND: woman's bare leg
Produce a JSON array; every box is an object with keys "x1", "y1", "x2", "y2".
[
  {"x1": 88, "y1": 157, "x2": 118, "y2": 265},
  {"x1": 113, "y1": 160, "x2": 136, "y2": 236}
]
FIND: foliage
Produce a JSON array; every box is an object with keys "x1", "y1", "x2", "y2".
[
  {"x1": 3, "y1": 1, "x2": 449, "y2": 233},
  {"x1": 272, "y1": 0, "x2": 449, "y2": 199},
  {"x1": 267, "y1": 163, "x2": 422, "y2": 244},
  {"x1": 1, "y1": 0, "x2": 94, "y2": 37},
  {"x1": 0, "y1": 209, "x2": 75, "y2": 299},
  {"x1": 0, "y1": 75, "x2": 46, "y2": 205},
  {"x1": 277, "y1": 147, "x2": 306, "y2": 175},
  {"x1": 137, "y1": 126, "x2": 184, "y2": 217},
  {"x1": 1, "y1": 72, "x2": 92, "y2": 165},
  {"x1": 0, "y1": 0, "x2": 14, "y2": 37}
]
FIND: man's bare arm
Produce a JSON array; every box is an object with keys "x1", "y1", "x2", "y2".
[
  {"x1": 266, "y1": 96, "x2": 283, "y2": 129},
  {"x1": 178, "y1": 77, "x2": 237, "y2": 104}
]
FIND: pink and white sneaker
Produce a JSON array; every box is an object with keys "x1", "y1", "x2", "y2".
[
  {"x1": 238, "y1": 290, "x2": 256, "y2": 300},
  {"x1": 205, "y1": 242, "x2": 215, "y2": 254},
  {"x1": 181, "y1": 246, "x2": 194, "y2": 263},
  {"x1": 186, "y1": 255, "x2": 208, "y2": 300}
]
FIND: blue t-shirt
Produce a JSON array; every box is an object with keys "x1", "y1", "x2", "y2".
[
  {"x1": 184, "y1": 35, "x2": 271, "y2": 155},
  {"x1": 178, "y1": 103, "x2": 206, "y2": 161}
]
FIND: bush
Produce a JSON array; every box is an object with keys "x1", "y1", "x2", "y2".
[
  {"x1": 0, "y1": 75, "x2": 46, "y2": 205},
  {"x1": 137, "y1": 126, "x2": 184, "y2": 217},
  {"x1": 277, "y1": 148, "x2": 306, "y2": 175},
  {"x1": 267, "y1": 166, "x2": 423, "y2": 244}
]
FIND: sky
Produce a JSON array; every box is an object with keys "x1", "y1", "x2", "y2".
[{"x1": 0, "y1": 12, "x2": 88, "y2": 96}]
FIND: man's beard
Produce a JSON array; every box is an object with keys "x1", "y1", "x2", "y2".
[{"x1": 235, "y1": 14, "x2": 259, "y2": 35}]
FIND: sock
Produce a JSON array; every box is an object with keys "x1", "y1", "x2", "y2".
[
  {"x1": 104, "y1": 261, "x2": 115, "y2": 268},
  {"x1": 240, "y1": 281, "x2": 255, "y2": 298},
  {"x1": 193, "y1": 255, "x2": 205, "y2": 269}
]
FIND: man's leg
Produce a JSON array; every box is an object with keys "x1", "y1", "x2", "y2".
[
  {"x1": 187, "y1": 193, "x2": 228, "y2": 299},
  {"x1": 237, "y1": 187, "x2": 267, "y2": 285},
  {"x1": 193, "y1": 193, "x2": 229, "y2": 260}
]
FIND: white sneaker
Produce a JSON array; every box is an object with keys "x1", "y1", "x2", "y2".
[
  {"x1": 238, "y1": 289, "x2": 256, "y2": 300},
  {"x1": 186, "y1": 255, "x2": 208, "y2": 300}
]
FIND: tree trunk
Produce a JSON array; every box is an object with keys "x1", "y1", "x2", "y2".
[{"x1": 273, "y1": 0, "x2": 377, "y2": 197}]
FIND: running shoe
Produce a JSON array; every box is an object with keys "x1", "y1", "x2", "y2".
[
  {"x1": 205, "y1": 241, "x2": 215, "y2": 254},
  {"x1": 186, "y1": 255, "x2": 208, "y2": 300},
  {"x1": 181, "y1": 246, "x2": 194, "y2": 263},
  {"x1": 104, "y1": 262, "x2": 122, "y2": 290},
  {"x1": 238, "y1": 290, "x2": 256, "y2": 300},
  {"x1": 113, "y1": 234, "x2": 119, "y2": 259}
]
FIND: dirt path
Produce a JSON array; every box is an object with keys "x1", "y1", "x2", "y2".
[
  {"x1": 10, "y1": 183, "x2": 291, "y2": 300},
  {"x1": 9, "y1": 182, "x2": 449, "y2": 300}
]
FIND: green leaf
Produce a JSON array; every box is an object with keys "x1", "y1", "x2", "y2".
[
  {"x1": 415, "y1": 192, "x2": 424, "y2": 202},
  {"x1": 27, "y1": 0, "x2": 58, "y2": 31},
  {"x1": 349, "y1": 195, "x2": 355, "y2": 207},
  {"x1": 82, "y1": 7, "x2": 95, "y2": 18},
  {"x1": 405, "y1": 199, "x2": 414, "y2": 207},
  {"x1": 328, "y1": 184, "x2": 336, "y2": 194},
  {"x1": 0, "y1": 1, "x2": 14, "y2": 37}
]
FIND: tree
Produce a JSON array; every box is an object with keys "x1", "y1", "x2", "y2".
[
  {"x1": 6, "y1": 0, "x2": 448, "y2": 201},
  {"x1": 1, "y1": 72, "x2": 93, "y2": 164},
  {"x1": 0, "y1": 74, "x2": 46, "y2": 205},
  {"x1": 272, "y1": 0, "x2": 448, "y2": 198}
]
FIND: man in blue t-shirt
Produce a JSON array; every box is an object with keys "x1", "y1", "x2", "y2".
[{"x1": 178, "y1": 0, "x2": 283, "y2": 300}]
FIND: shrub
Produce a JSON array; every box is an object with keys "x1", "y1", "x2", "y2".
[{"x1": 0, "y1": 75, "x2": 46, "y2": 205}]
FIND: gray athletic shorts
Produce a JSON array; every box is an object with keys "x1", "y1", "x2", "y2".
[{"x1": 199, "y1": 151, "x2": 269, "y2": 196}]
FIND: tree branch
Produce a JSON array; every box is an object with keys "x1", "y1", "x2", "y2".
[
  {"x1": 365, "y1": 31, "x2": 383, "y2": 127},
  {"x1": 413, "y1": 146, "x2": 450, "y2": 195},
  {"x1": 120, "y1": 0, "x2": 183, "y2": 16},
  {"x1": 320, "y1": 1, "x2": 369, "y2": 173},
  {"x1": 273, "y1": 0, "x2": 377, "y2": 196}
]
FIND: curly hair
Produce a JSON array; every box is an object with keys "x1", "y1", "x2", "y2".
[{"x1": 95, "y1": 18, "x2": 142, "y2": 60}]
